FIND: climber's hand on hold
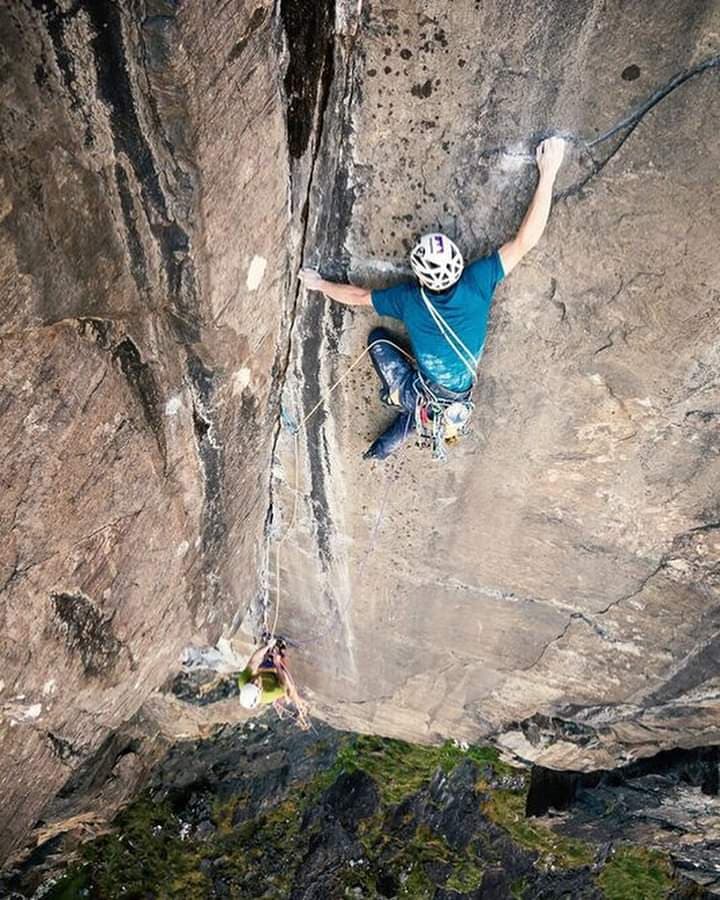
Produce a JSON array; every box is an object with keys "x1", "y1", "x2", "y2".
[
  {"x1": 536, "y1": 136, "x2": 566, "y2": 181},
  {"x1": 299, "y1": 268, "x2": 372, "y2": 307},
  {"x1": 298, "y1": 268, "x2": 325, "y2": 291}
]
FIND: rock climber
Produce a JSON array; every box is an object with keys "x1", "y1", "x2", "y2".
[
  {"x1": 299, "y1": 136, "x2": 566, "y2": 460},
  {"x1": 237, "y1": 634, "x2": 310, "y2": 729}
]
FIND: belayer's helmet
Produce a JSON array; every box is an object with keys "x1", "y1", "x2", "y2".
[
  {"x1": 239, "y1": 681, "x2": 261, "y2": 709},
  {"x1": 409, "y1": 233, "x2": 464, "y2": 291}
]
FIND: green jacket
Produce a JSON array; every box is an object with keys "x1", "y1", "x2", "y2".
[{"x1": 237, "y1": 666, "x2": 284, "y2": 704}]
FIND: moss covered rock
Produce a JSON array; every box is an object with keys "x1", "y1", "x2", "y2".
[{"x1": 28, "y1": 715, "x2": 706, "y2": 900}]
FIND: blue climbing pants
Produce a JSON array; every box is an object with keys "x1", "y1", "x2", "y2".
[
  {"x1": 364, "y1": 327, "x2": 473, "y2": 461},
  {"x1": 364, "y1": 327, "x2": 418, "y2": 460}
]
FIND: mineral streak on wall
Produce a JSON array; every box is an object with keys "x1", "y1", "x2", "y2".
[
  {"x1": 0, "y1": 0, "x2": 290, "y2": 860},
  {"x1": 0, "y1": 0, "x2": 719, "y2": 867}
]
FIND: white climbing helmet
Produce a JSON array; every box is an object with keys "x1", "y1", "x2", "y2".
[
  {"x1": 239, "y1": 681, "x2": 261, "y2": 709},
  {"x1": 409, "y1": 233, "x2": 464, "y2": 291}
]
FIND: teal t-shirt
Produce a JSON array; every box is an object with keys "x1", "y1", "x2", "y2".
[{"x1": 371, "y1": 252, "x2": 504, "y2": 392}]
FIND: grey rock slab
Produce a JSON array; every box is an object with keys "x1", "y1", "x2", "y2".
[{"x1": 274, "y1": 1, "x2": 720, "y2": 758}]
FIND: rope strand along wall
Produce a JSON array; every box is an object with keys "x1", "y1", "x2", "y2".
[{"x1": 267, "y1": 338, "x2": 416, "y2": 641}]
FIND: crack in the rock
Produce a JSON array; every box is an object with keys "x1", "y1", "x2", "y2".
[
  {"x1": 521, "y1": 613, "x2": 589, "y2": 671},
  {"x1": 81, "y1": 367, "x2": 109, "y2": 413},
  {"x1": 521, "y1": 516, "x2": 720, "y2": 674},
  {"x1": 594, "y1": 559, "x2": 667, "y2": 616},
  {"x1": 0, "y1": 509, "x2": 147, "y2": 600},
  {"x1": 0, "y1": 554, "x2": 55, "y2": 597},
  {"x1": 469, "y1": 55, "x2": 720, "y2": 206},
  {"x1": 184, "y1": 351, "x2": 225, "y2": 600},
  {"x1": 592, "y1": 324, "x2": 625, "y2": 356},
  {"x1": 6, "y1": 477, "x2": 33, "y2": 539},
  {"x1": 542, "y1": 276, "x2": 567, "y2": 323},
  {"x1": 76, "y1": 320, "x2": 167, "y2": 469},
  {"x1": 295, "y1": 23, "x2": 365, "y2": 574},
  {"x1": 689, "y1": 521, "x2": 720, "y2": 535},
  {"x1": 558, "y1": 54, "x2": 720, "y2": 199},
  {"x1": 588, "y1": 56, "x2": 720, "y2": 148},
  {"x1": 70, "y1": 507, "x2": 147, "y2": 549},
  {"x1": 418, "y1": 571, "x2": 578, "y2": 618},
  {"x1": 605, "y1": 270, "x2": 666, "y2": 310},
  {"x1": 522, "y1": 559, "x2": 668, "y2": 671},
  {"x1": 259, "y1": 1, "x2": 339, "y2": 630}
]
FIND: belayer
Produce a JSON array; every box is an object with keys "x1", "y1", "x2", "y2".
[
  {"x1": 299, "y1": 136, "x2": 566, "y2": 460},
  {"x1": 178, "y1": 636, "x2": 310, "y2": 728},
  {"x1": 237, "y1": 634, "x2": 310, "y2": 729}
]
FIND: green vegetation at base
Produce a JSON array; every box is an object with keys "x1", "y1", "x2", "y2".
[
  {"x1": 354, "y1": 821, "x2": 486, "y2": 899},
  {"x1": 46, "y1": 735, "x2": 506, "y2": 899},
  {"x1": 483, "y1": 788, "x2": 594, "y2": 869},
  {"x1": 44, "y1": 731, "x2": 677, "y2": 900},
  {"x1": 445, "y1": 858, "x2": 485, "y2": 893},
  {"x1": 332, "y1": 733, "x2": 514, "y2": 805},
  {"x1": 44, "y1": 868, "x2": 90, "y2": 900},
  {"x1": 598, "y1": 846, "x2": 673, "y2": 900},
  {"x1": 46, "y1": 796, "x2": 211, "y2": 900}
]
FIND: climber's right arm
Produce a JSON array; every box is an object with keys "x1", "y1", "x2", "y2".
[
  {"x1": 274, "y1": 657, "x2": 311, "y2": 729},
  {"x1": 245, "y1": 639, "x2": 275, "y2": 676},
  {"x1": 298, "y1": 269, "x2": 372, "y2": 306}
]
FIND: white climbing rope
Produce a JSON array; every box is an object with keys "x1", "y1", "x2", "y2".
[
  {"x1": 419, "y1": 286, "x2": 479, "y2": 384},
  {"x1": 267, "y1": 338, "x2": 415, "y2": 642}
]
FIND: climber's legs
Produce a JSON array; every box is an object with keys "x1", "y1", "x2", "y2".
[
  {"x1": 367, "y1": 327, "x2": 414, "y2": 406},
  {"x1": 365, "y1": 328, "x2": 418, "y2": 461},
  {"x1": 364, "y1": 411, "x2": 414, "y2": 460}
]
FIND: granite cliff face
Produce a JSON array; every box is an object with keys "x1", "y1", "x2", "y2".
[
  {"x1": 271, "y1": 0, "x2": 720, "y2": 766},
  {"x1": 0, "y1": 0, "x2": 290, "y2": 860},
  {"x1": 1, "y1": 0, "x2": 719, "y2": 868}
]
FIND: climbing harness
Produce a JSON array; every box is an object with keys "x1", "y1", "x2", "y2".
[
  {"x1": 413, "y1": 375, "x2": 474, "y2": 462},
  {"x1": 413, "y1": 286, "x2": 479, "y2": 460}
]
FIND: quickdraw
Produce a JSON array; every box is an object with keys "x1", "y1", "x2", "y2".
[{"x1": 413, "y1": 379, "x2": 474, "y2": 462}]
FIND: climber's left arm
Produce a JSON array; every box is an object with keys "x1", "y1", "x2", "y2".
[{"x1": 499, "y1": 136, "x2": 565, "y2": 277}]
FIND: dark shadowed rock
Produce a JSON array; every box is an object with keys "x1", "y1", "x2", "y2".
[
  {"x1": 311, "y1": 768, "x2": 380, "y2": 831},
  {"x1": 291, "y1": 820, "x2": 365, "y2": 900},
  {"x1": 4, "y1": 715, "x2": 716, "y2": 898},
  {"x1": 428, "y1": 761, "x2": 486, "y2": 851}
]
